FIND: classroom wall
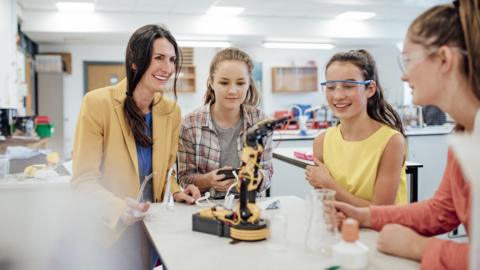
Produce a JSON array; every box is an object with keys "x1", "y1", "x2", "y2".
[
  {"x1": 0, "y1": 0, "x2": 18, "y2": 108},
  {"x1": 40, "y1": 43, "x2": 404, "y2": 158},
  {"x1": 39, "y1": 44, "x2": 124, "y2": 157}
]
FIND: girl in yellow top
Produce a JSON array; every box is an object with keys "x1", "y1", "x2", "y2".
[{"x1": 305, "y1": 49, "x2": 406, "y2": 206}]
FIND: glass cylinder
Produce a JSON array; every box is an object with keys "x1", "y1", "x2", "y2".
[
  {"x1": 267, "y1": 213, "x2": 288, "y2": 251},
  {"x1": 305, "y1": 189, "x2": 338, "y2": 255},
  {"x1": 0, "y1": 155, "x2": 10, "y2": 180}
]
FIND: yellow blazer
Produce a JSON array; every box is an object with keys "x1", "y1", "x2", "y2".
[{"x1": 72, "y1": 79, "x2": 181, "y2": 243}]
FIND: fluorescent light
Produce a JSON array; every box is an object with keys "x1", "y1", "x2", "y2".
[
  {"x1": 56, "y1": 2, "x2": 94, "y2": 12},
  {"x1": 263, "y1": 42, "x2": 334, "y2": 50},
  {"x1": 178, "y1": 41, "x2": 231, "y2": 48},
  {"x1": 336, "y1": 11, "x2": 375, "y2": 21},
  {"x1": 206, "y1": 6, "x2": 245, "y2": 16}
]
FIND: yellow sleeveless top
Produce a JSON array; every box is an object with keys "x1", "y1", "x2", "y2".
[{"x1": 323, "y1": 124, "x2": 407, "y2": 204}]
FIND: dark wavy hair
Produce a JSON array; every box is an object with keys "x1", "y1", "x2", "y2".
[
  {"x1": 124, "y1": 24, "x2": 182, "y2": 146},
  {"x1": 325, "y1": 49, "x2": 404, "y2": 136}
]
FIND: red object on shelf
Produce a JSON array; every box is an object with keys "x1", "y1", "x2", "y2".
[
  {"x1": 294, "y1": 151, "x2": 314, "y2": 161},
  {"x1": 35, "y1": 115, "x2": 51, "y2": 124},
  {"x1": 274, "y1": 110, "x2": 293, "y2": 119},
  {"x1": 273, "y1": 110, "x2": 296, "y2": 130},
  {"x1": 285, "y1": 123, "x2": 299, "y2": 130},
  {"x1": 313, "y1": 121, "x2": 330, "y2": 129}
]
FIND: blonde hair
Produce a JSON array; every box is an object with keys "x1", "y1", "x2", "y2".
[
  {"x1": 408, "y1": 0, "x2": 480, "y2": 100},
  {"x1": 204, "y1": 47, "x2": 260, "y2": 106},
  {"x1": 408, "y1": 0, "x2": 480, "y2": 131}
]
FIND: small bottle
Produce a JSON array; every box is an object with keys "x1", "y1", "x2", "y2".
[
  {"x1": 298, "y1": 115, "x2": 309, "y2": 136},
  {"x1": 332, "y1": 218, "x2": 368, "y2": 269}
]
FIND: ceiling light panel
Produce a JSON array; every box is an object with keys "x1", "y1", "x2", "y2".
[
  {"x1": 336, "y1": 11, "x2": 376, "y2": 21},
  {"x1": 206, "y1": 6, "x2": 245, "y2": 16},
  {"x1": 178, "y1": 40, "x2": 231, "y2": 48},
  {"x1": 56, "y1": 2, "x2": 95, "y2": 12},
  {"x1": 263, "y1": 42, "x2": 334, "y2": 50}
]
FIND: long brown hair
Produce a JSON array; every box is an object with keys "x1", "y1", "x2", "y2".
[
  {"x1": 408, "y1": 0, "x2": 480, "y2": 130},
  {"x1": 325, "y1": 49, "x2": 405, "y2": 136},
  {"x1": 124, "y1": 24, "x2": 182, "y2": 146},
  {"x1": 204, "y1": 47, "x2": 259, "y2": 106}
]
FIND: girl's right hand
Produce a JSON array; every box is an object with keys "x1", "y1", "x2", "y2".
[
  {"x1": 209, "y1": 167, "x2": 234, "y2": 192},
  {"x1": 196, "y1": 167, "x2": 235, "y2": 192},
  {"x1": 325, "y1": 200, "x2": 372, "y2": 228}
]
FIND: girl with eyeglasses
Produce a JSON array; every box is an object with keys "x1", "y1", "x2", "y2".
[
  {"x1": 305, "y1": 49, "x2": 407, "y2": 207},
  {"x1": 328, "y1": 0, "x2": 480, "y2": 268}
]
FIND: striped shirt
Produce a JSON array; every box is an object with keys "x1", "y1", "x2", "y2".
[{"x1": 178, "y1": 104, "x2": 273, "y2": 192}]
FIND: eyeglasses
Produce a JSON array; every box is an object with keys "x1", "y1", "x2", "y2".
[
  {"x1": 320, "y1": 80, "x2": 371, "y2": 94},
  {"x1": 397, "y1": 47, "x2": 439, "y2": 74}
]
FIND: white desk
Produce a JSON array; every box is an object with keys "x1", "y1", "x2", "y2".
[
  {"x1": 143, "y1": 196, "x2": 419, "y2": 270},
  {"x1": 0, "y1": 175, "x2": 71, "y2": 189}
]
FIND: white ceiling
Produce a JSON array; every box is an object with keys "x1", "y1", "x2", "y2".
[
  {"x1": 17, "y1": 0, "x2": 451, "y2": 46},
  {"x1": 18, "y1": 0, "x2": 451, "y2": 19}
]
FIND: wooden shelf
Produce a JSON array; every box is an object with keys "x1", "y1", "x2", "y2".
[
  {"x1": 271, "y1": 66, "x2": 318, "y2": 93},
  {"x1": 166, "y1": 65, "x2": 195, "y2": 92}
]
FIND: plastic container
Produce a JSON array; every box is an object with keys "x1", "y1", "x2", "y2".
[{"x1": 36, "y1": 123, "x2": 54, "y2": 138}]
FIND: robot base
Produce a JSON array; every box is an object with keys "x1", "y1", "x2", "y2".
[{"x1": 192, "y1": 213, "x2": 268, "y2": 241}]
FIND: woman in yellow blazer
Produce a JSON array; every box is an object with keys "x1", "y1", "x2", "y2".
[{"x1": 72, "y1": 25, "x2": 200, "y2": 269}]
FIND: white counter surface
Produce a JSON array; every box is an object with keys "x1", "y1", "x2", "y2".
[
  {"x1": 404, "y1": 124, "x2": 454, "y2": 136},
  {"x1": 273, "y1": 124, "x2": 454, "y2": 141},
  {"x1": 144, "y1": 196, "x2": 420, "y2": 270},
  {"x1": 0, "y1": 175, "x2": 71, "y2": 189}
]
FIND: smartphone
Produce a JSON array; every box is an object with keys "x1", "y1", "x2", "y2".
[{"x1": 216, "y1": 168, "x2": 240, "y2": 181}]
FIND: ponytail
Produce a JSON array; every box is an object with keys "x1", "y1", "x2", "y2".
[{"x1": 458, "y1": 0, "x2": 480, "y2": 99}]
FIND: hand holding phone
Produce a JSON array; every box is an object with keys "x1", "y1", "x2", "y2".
[{"x1": 216, "y1": 168, "x2": 240, "y2": 181}]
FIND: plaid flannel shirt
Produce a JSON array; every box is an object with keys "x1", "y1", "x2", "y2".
[{"x1": 178, "y1": 104, "x2": 273, "y2": 192}]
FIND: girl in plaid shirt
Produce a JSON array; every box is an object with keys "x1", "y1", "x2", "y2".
[{"x1": 178, "y1": 48, "x2": 273, "y2": 198}]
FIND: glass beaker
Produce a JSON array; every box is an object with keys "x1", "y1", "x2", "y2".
[
  {"x1": 0, "y1": 155, "x2": 10, "y2": 180},
  {"x1": 305, "y1": 189, "x2": 338, "y2": 255},
  {"x1": 267, "y1": 213, "x2": 288, "y2": 251}
]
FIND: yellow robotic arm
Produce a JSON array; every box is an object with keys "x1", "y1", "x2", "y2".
[{"x1": 193, "y1": 117, "x2": 290, "y2": 241}]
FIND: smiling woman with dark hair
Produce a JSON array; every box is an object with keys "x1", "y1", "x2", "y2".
[{"x1": 72, "y1": 24, "x2": 200, "y2": 269}]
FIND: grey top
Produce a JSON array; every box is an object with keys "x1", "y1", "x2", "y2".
[
  {"x1": 210, "y1": 116, "x2": 243, "y2": 198},
  {"x1": 212, "y1": 116, "x2": 243, "y2": 168}
]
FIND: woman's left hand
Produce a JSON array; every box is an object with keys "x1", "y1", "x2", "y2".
[
  {"x1": 377, "y1": 224, "x2": 429, "y2": 261},
  {"x1": 173, "y1": 184, "x2": 201, "y2": 204},
  {"x1": 305, "y1": 157, "x2": 335, "y2": 189}
]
